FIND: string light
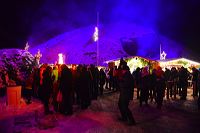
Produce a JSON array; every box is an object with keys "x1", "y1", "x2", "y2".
[{"x1": 93, "y1": 26, "x2": 98, "y2": 42}]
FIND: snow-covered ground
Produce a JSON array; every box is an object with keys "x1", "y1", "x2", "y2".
[{"x1": 0, "y1": 88, "x2": 200, "y2": 133}]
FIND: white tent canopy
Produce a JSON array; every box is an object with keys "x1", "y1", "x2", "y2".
[{"x1": 158, "y1": 57, "x2": 200, "y2": 70}]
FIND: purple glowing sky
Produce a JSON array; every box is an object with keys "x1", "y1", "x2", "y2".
[{"x1": 0, "y1": 0, "x2": 199, "y2": 60}]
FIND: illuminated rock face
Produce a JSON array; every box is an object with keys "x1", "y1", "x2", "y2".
[{"x1": 29, "y1": 23, "x2": 183, "y2": 65}]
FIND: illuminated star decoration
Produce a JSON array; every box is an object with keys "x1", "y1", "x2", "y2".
[
  {"x1": 24, "y1": 42, "x2": 29, "y2": 51},
  {"x1": 93, "y1": 26, "x2": 98, "y2": 42},
  {"x1": 58, "y1": 53, "x2": 64, "y2": 64},
  {"x1": 160, "y1": 51, "x2": 167, "y2": 60}
]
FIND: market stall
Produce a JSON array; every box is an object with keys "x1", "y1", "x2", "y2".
[
  {"x1": 105, "y1": 56, "x2": 159, "y2": 73},
  {"x1": 158, "y1": 57, "x2": 200, "y2": 72}
]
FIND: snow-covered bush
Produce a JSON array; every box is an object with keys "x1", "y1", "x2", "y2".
[{"x1": 0, "y1": 49, "x2": 36, "y2": 87}]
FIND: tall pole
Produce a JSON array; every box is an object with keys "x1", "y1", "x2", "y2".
[
  {"x1": 96, "y1": 12, "x2": 99, "y2": 66},
  {"x1": 160, "y1": 43, "x2": 161, "y2": 60}
]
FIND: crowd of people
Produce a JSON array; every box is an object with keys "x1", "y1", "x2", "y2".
[
  {"x1": 28, "y1": 63, "x2": 101, "y2": 115},
  {"x1": 1, "y1": 58, "x2": 200, "y2": 126}
]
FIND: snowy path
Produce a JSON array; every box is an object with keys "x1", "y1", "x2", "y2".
[{"x1": 0, "y1": 88, "x2": 200, "y2": 133}]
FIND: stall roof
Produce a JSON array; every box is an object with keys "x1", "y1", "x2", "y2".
[
  {"x1": 158, "y1": 57, "x2": 200, "y2": 65},
  {"x1": 105, "y1": 55, "x2": 158, "y2": 64}
]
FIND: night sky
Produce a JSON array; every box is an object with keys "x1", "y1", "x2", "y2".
[{"x1": 0, "y1": 0, "x2": 200, "y2": 56}]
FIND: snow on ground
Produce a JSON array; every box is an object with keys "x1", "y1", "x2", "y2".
[{"x1": 0, "y1": 88, "x2": 200, "y2": 133}]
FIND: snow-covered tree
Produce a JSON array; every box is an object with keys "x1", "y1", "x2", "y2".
[{"x1": 0, "y1": 49, "x2": 36, "y2": 87}]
